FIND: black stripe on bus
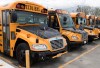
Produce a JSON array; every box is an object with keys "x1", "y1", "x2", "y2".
[
  {"x1": 0, "y1": 34, "x2": 2, "y2": 36},
  {"x1": 0, "y1": 44, "x2": 2, "y2": 46}
]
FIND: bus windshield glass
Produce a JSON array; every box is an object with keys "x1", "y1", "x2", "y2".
[
  {"x1": 14, "y1": 11, "x2": 47, "y2": 25},
  {"x1": 89, "y1": 19, "x2": 95, "y2": 26},
  {"x1": 96, "y1": 20, "x2": 100, "y2": 25},
  {"x1": 58, "y1": 14, "x2": 75, "y2": 28},
  {"x1": 77, "y1": 17, "x2": 87, "y2": 26}
]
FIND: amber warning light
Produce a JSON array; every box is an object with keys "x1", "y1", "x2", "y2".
[{"x1": 16, "y1": 3, "x2": 25, "y2": 9}]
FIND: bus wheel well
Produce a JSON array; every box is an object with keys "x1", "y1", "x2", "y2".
[
  {"x1": 62, "y1": 35, "x2": 70, "y2": 41},
  {"x1": 13, "y1": 38, "x2": 29, "y2": 57},
  {"x1": 62, "y1": 35, "x2": 72, "y2": 51}
]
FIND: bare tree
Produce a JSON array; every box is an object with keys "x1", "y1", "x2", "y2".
[{"x1": 76, "y1": 5, "x2": 100, "y2": 16}]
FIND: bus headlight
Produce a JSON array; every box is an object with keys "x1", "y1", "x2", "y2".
[
  {"x1": 72, "y1": 36, "x2": 78, "y2": 40},
  {"x1": 32, "y1": 44, "x2": 47, "y2": 50}
]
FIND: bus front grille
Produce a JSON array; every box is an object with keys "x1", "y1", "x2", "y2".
[{"x1": 50, "y1": 39, "x2": 63, "y2": 50}]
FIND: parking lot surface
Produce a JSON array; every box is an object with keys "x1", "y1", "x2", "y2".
[{"x1": 0, "y1": 39, "x2": 100, "y2": 68}]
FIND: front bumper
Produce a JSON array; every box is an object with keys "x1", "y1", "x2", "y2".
[
  {"x1": 88, "y1": 35, "x2": 98, "y2": 39},
  {"x1": 70, "y1": 40, "x2": 87, "y2": 47},
  {"x1": 31, "y1": 47, "x2": 67, "y2": 59}
]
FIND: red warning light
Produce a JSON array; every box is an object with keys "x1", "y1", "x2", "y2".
[
  {"x1": 41, "y1": 8, "x2": 48, "y2": 13},
  {"x1": 16, "y1": 3, "x2": 25, "y2": 9}
]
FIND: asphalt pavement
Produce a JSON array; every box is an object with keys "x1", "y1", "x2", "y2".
[{"x1": 0, "y1": 39, "x2": 100, "y2": 68}]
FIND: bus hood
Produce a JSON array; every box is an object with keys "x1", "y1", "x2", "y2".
[
  {"x1": 63, "y1": 28, "x2": 86, "y2": 34},
  {"x1": 17, "y1": 25, "x2": 61, "y2": 39},
  {"x1": 84, "y1": 26, "x2": 94, "y2": 30}
]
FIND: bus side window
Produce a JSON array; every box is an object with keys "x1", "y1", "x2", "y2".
[
  {"x1": 72, "y1": 18, "x2": 75, "y2": 22},
  {"x1": 49, "y1": 15, "x2": 59, "y2": 27},
  {"x1": 48, "y1": 15, "x2": 54, "y2": 27},
  {"x1": 72, "y1": 18, "x2": 76, "y2": 24},
  {"x1": 48, "y1": 15, "x2": 59, "y2": 31},
  {"x1": 51, "y1": 16, "x2": 55, "y2": 24},
  {"x1": 76, "y1": 17, "x2": 78, "y2": 25}
]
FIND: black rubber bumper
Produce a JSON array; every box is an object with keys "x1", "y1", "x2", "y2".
[
  {"x1": 70, "y1": 41, "x2": 87, "y2": 47},
  {"x1": 31, "y1": 47, "x2": 67, "y2": 59},
  {"x1": 88, "y1": 35, "x2": 98, "y2": 39}
]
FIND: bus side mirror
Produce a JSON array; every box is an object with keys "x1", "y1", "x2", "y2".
[{"x1": 11, "y1": 12, "x2": 17, "y2": 22}]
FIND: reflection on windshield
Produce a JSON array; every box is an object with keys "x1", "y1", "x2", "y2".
[
  {"x1": 89, "y1": 19, "x2": 95, "y2": 26},
  {"x1": 15, "y1": 11, "x2": 47, "y2": 25},
  {"x1": 96, "y1": 20, "x2": 100, "y2": 25},
  {"x1": 58, "y1": 14, "x2": 74, "y2": 28},
  {"x1": 96, "y1": 20, "x2": 100, "y2": 28},
  {"x1": 77, "y1": 17, "x2": 86, "y2": 26}
]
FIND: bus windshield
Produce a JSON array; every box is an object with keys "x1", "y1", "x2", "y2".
[
  {"x1": 89, "y1": 19, "x2": 95, "y2": 26},
  {"x1": 77, "y1": 17, "x2": 87, "y2": 26},
  {"x1": 14, "y1": 11, "x2": 47, "y2": 25},
  {"x1": 96, "y1": 20, "x2": 100, "y2": 26},
  {"x1": 58, "y1": 14, "x2": 74, "y2": 28}
]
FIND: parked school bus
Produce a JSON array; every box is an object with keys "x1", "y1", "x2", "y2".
[
  {"x1": 70, "y1": 12, "x2": 98, "y2": 42},
  {"x1": 48, "y1": 9, "x2": 88, "y2": 51},
  {"x1": 0, "y1": 1, "x2": 67, "y2": 66},
  {"x1": 86, "y1": 15, "x2": 99, "y2": 39},
  {"x1": 95, "y1": 16, "x2": 100, "y2": 38}
]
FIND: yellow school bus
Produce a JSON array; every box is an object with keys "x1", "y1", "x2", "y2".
[
  {"x1": 95, "y1": 16, "x2": 100, "y2": 38},
  {"x1": 86, "y1": 15, "x2": 99, "y2": 39},
  {"x1": 70, "y1": 12, "x2": 86, "y2": 29},
  {"x1": 48, "y1": 9, "x2": 88, "y2": 51},
  {"x1": 70, "y1": 12, "x2": 98, "y2": 42},
  {"x1": 0, "y1": 1, "x2": 67, "y2": 66}
]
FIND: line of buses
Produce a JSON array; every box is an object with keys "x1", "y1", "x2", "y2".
[{"x1": 0, "y1": 1, "x2": 100, "y2": 67}]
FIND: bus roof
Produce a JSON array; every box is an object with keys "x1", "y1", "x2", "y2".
[
  {"x1": 0, "y1": 1, "x2": 47, "y2": 14},
  {"x1": 49, "y1": 9, "x2": 69, "y2": 14},
  {"x1": 96, "y1": 16, "x2": 100, "y2": 20},
  {"x1": 70, "y1": 12, "x2": 86, "y2": 18},
  {"x1": 1, "y1": 1, "x2": 44, "y2": 8},
  {"x1": 86, "y1": 15, "x2": 95, "y2": 20}
]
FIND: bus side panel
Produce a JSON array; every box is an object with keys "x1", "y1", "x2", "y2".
[{"x1": 10, "y1": 23, "x2": 19, "y2": 57}]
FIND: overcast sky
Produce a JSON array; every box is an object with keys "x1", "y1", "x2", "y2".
[{"x1": 0, "y1": 0, "x2": 100, "y2": 9}]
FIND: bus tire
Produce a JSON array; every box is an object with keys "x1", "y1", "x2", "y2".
[{"x1": 16, "y1": 43, "x2": 32, "y2": 67}]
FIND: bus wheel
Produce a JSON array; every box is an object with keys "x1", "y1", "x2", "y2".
[{"x1": 16, "y1": 43, "x2": 32, "y2": 67}]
